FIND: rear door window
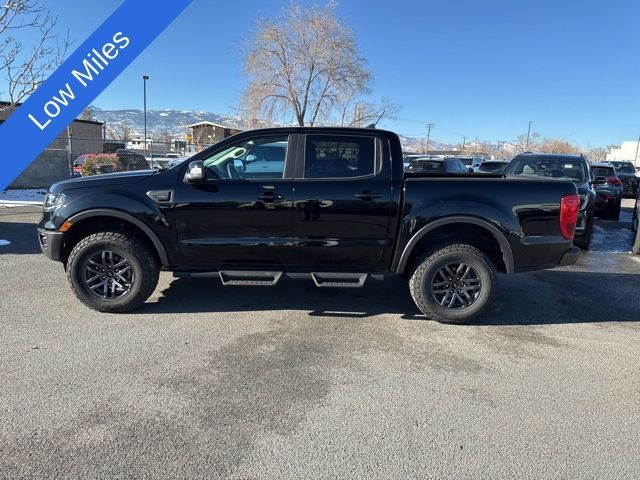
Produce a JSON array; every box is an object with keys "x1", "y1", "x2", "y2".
[{"x1": 304, "y1": 135, "x2": 376, "y2": 179}]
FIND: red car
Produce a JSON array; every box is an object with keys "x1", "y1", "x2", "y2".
[{"x1": 72, "y1": 154, "x2": 91, "y2": 176}]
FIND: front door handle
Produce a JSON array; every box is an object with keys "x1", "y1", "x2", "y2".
[
  {"x1": 355, "y1": 191, "x2": 382, "y2": 200},
  {"x1": 257, "y1": 192, "x2": 284, "y2": 202}
]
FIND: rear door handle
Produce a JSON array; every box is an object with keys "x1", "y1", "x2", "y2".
[
  {"x1": 257, "y1": 193, "x2": 284, "y2": 202},
  {"x1": 355, "y1": 192, "x2": 382, "y2": 200}
]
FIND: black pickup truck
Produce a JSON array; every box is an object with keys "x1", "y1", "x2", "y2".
[{"x1": 38, "y1": 127, "x2": 580, "y2": 323}]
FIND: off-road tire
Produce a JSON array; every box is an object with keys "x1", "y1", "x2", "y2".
[
  {"x1": 409, "y1": 243, "x2": 496, "y2": 324},
  {"x1": 66, "y1": 231, "x2": 159, "y2": 313}
]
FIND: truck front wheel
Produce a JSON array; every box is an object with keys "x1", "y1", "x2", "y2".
[
  {"x1": 66, "y1": 231, "x2": 159, "y2": 313},
  {"x1": 409, "y1": 243, "x2": 496, "y2": 324}
]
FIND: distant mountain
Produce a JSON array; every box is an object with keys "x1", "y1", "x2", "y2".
[
  {"x1": 92, "y1": 107, "x2": 244, "y2": 137},
  {"x1": 90, "y1": 107, "x2": 453, "y2": 151}
]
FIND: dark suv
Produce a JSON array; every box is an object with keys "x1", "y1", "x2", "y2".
[
  {"x1": 406, "y1": 157, "x2": 471, "y2": 174},
  {"x1": 590, "y1": 163, "x2": 623, "y2": 220},
  {"x1": 607, "y1": 161, "x2": 638, "y2": 197},
  {"x1": 504, "y1": 153, "x2": 596, "y2": 249}
]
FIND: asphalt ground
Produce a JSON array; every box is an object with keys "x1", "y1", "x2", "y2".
[{"x1": 0, "y1": 201, "x2": 639, "y2": 479}]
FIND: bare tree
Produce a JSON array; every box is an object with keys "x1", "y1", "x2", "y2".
[
  {"x1": 106, "y1": 123, "x2": 132, "y2": 142},
  {"x1": 80, "y1": 106, "x2": 95, "y2": 121},
  {"x1": 585, "y1": 145, "x2": 614, "y2": 162},
  {"x1": 338, "y1": 97, "x2": 398, "y2": 127},
  {"x1": 514, "y1": 131, "x2": 541, "y2": 153},
  {"x1": 537, "y1": 138, "x2": 581, "y2": 155},
  {"x1": 241, "y1": 2, "x2": 393, "y2": 127},
  {"x1": 0, "y1": 1, "x2": 71, "y2": 109}
]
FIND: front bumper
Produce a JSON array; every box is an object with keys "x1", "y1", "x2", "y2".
[
  {"x1": 37, "y1": 228, "x2": 64, "y2": 261},
  {"x1": 557, "y1": 246, "x2": 579, "y2": 267}
]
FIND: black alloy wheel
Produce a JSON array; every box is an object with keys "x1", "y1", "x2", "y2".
[
  {"x1": 83, "y1": 250, "x2": 134, "y2": 299},
  {"x1": 430, "y1": 262, "x2": 482, "y2": 309}
]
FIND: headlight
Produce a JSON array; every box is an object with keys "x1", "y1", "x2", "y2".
[{"x1": 43, "y1": 193, "x2": 65, "y2": 212}]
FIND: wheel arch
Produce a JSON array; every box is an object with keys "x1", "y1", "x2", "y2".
[
  {"x1": 62, "y1": 209, "x2": 170, "y2": 267},
  {"x1": 396, "y1": 216, "x2": 515, "y2": 275}
]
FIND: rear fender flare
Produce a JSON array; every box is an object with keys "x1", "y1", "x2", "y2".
[{"x1": 395, "y1": 216, "x2": 514, "y2": 274}]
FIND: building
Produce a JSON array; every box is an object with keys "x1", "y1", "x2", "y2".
[
  {"x1": 188, "y1": 121, "x2": 243, "y2": 151},
  {"x1": 606, "y1": 141, "x2": 639, "y2": 165},
  {"x1": 0, "y1": 102, "x2": 104, "y2": 187}
]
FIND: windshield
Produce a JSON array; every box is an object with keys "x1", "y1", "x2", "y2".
[
  {"x1": 610, "y1": 162, "x2": 635, "y2": 173},
  {"x1": 508, "y1": 157, "x2": 587, "y2": 182}
]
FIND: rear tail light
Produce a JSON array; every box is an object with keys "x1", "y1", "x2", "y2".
[
  {"x1": 560, "y1": 194, "x2": 580, "y2": 240},
  {"x1": 607, "y1": 177, "x2": 621, "y2": 186}
]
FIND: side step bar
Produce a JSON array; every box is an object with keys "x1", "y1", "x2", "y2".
[
  {"x1": 219, "y1": 271, "x2": 282, "y2": 286},
  {"x1": 174, "y1": 271, "x2": 370, "y2": 288},
  {"x1": 311, "y1": 272, "x2": 368, "y2": 288}
]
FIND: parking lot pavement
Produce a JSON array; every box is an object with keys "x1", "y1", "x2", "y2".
[{"x1": 1, "y1": 203, "x2": 639, "y2": 479}]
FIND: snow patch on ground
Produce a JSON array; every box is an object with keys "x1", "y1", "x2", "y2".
[
  {"x1": 0, "y1": 239, "x2": 11, "y2": 246},
  {"x1": 0, "y1": 189, "x2": 46, "y2": 207}
]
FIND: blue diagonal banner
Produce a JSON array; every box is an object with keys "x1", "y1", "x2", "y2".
[{"x1": 0, "y1": 0, "x2": 193, "y2": 190}]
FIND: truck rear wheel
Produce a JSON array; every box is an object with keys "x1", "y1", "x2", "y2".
[
  {"x1": 409, "y1": 243, "x2": 496, "y2": 324},
  {"x1": 66, "y1": 231, "x2": 159, "y2": 313}
]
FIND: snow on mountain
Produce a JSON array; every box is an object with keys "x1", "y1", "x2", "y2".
[
  {"x1": 92, "y1": 107, "x2": 244, "y2": 137},
  {"x1": 91, "y1": 107, "x2": 453, "y2": 151}
]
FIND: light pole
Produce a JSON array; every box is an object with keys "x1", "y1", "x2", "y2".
[
  {"x1": 142, "y1": 75, "x2": 149, "y2": 165},
  {"x1": 525, "y1": 120, "x2": 533, "y2": 149}
]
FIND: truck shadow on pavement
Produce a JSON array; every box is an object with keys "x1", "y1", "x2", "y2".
[
  {"x1": 142, "y1": 268, "x2": 640, "y2": 326},
  {"x1": 0, "y1": 221, "x2": 40, "y2": 254}
]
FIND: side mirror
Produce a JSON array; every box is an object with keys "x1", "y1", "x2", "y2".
[
  {"x1": 592, "y1": 176, "x2": 607, "y2": 185},
  {"x1": 185, "y1": 160, "x2": 205, "y2": 183},
  {"x1": 468, "y1": 167, "x2": 474, "y2": 173}
]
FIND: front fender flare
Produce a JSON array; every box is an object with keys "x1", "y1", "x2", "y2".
[{"x1": 67, "y1": 209, "x2": 170, "y2": 267}]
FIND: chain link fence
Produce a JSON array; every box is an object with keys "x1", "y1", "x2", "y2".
[{"x1": 9, "y1": 134, "x2": 207, "y2": 188}]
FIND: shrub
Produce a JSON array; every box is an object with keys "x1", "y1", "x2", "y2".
[{"x1": 80, "y1": 154, "x2": 121, "y2": 176}]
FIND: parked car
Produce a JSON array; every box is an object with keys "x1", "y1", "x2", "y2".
[
  {"x1": 403, "y1": 153, "x2": 440, "y2": 169},
  {"x1": 634, "y1": 185, "x2": 640, "y2": 233},
  {"x1": 72, "y1": 154, "x2": 90, "y2": 177},
  {"x1": 165, "y1": 156, "x2": 191, "y2": 169},
  {"x1": 607, "y1": 161, "x2": 639, "y2": 197},
  {"x1": 590, "y1": 163, "x2": 623, "y2": 220},
  {"x1": 504, "y1": 153, "x2": 595, "y2": 249},
  {"x1": 406, "y1": 157, "x2": 471, "y2": 174},
  {"x1": 37, "y1": 127, "x2": 580, "y2": 324},
  {"x1": 476, "y1": 160, "x2": 510, "y2": 173},
  {"x1": 115, "y1": 149, "x2": 150, "y2": 171},
  {"x1": 455, "y1": 156, "x2": 486, "y2": 171}
]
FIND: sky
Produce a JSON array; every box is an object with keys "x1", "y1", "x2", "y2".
[{"x1": 26, "y1": 0, "x2": 640, "y2": 146}]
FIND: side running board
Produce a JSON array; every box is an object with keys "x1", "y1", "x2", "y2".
[
  {"x1": 311, "y1": 272, "x2": 368, "y2": 288},
  {"x1": 219, "y1": 271, "x2": 283, "y2": 286}
]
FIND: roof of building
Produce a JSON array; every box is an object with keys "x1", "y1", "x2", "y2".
[{"x1": 187, "y1": 120, "x2": 244, "y2": 130}]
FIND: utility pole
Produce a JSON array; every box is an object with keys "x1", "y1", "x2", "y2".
[
  {"x1": 425, "y1": 123, "x2": 435, "y2": 153},
  {"x1": 461, "y1": 136, "x2": 466, "y2": 152},
  {"x1": 142, "y1": 75, "x2": 150, "y2": 166},
  {"x1": 526, "y1": 120, "x2": 533, "y2": 149},
  {"x1": 634, "y1": 131, "x2": 640, "y2": 167}
]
